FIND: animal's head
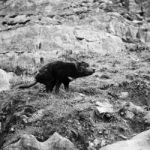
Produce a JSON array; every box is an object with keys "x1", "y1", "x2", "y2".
[{"x1": 75, "y1": 61, "x2": 95, "y2": 77}]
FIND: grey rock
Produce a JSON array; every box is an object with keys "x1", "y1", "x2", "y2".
[
  {"x1": 4, "y1": 132, "x2": 78, "y2": 150},
  {"x1": 0, "y1": 69, "x2": 12, "y2": 92},
  {"x1": 100, "y1": 129, "x2": 150, "y2": 150}
]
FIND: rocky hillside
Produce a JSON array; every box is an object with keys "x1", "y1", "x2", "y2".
[{"x1": 0, "y1": 0, "x2": 150, "y2": 150}]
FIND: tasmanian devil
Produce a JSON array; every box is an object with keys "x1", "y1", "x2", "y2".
[{"x1": 19, "y1": 60, "x2": 95, "y2": 93}]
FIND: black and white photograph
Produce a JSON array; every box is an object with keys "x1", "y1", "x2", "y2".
[{"x1": 0, "y1": 0, "x2": 150, "y2": 149}]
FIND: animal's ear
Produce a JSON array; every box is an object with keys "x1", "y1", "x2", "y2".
[
  {"x1": 78, "y1": 61, "x2": 89, "y2": 68},
  {"x1": 75, "y1": 61, "x2": 89, "y2": 72}
]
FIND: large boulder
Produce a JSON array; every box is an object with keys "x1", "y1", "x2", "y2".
[
  {"x1": 100, "y1": 129, "x2": 150, "y2": 150},
  {"x1": 0, "y1": 69, "x2": 12, "y2": 92},
  {"x1": 4, "y1": 132, "x2": 77, "y2": 150}
]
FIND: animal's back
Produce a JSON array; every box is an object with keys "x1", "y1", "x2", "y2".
[
  {"x1": 51, "y1": 61, "x2": 77, "y2": 78},
  {"x1": 35, "y1": 61, "x2": 67, "y2": 83}
]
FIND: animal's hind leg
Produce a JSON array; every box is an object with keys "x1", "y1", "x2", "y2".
[
  {"x1": 45, "y1": 80, "x2": 56, "y2": 93},
  {"x1": 55, "y1": 81, "x2": 62, "y2": 93}
]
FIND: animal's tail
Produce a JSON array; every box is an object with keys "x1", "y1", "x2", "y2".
[{"x1": 19, "y1": 81, "x2": 37, "y2": 89}]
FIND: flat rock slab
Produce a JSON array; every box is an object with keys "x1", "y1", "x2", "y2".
[{"x1": 100, "y1": 129, "x2": 150, "y2": 150}]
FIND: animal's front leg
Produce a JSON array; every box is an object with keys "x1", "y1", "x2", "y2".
[
  {"x1": 63, "y1": 81, "x2": 70, "y2": 91},
  {"x1": 45, "y1": 80, "x2": 56, "y2": 93},
  {"x1": 63, "y1": 77, "x2": 73, "y2": 91}
]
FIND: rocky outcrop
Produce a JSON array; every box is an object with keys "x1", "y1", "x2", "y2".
[
  {"x1": 0, "y1": 0, "x2": 149, "y2": 60},
  {"x1": 0, "y1": 69, "x2": 12, "y2": 92},
  {"x1": 100, "y1": 129, "x2": 150, "y2": 150},
  {"x1": 4, "y1": 132, "x2": 77, "y2": 150},
  {"x1": 0, "y1": 24, "x2": 124, "y2": 54}
]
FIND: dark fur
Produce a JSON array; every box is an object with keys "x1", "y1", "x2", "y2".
[{"x1": 19, "y1": 61, "x2": 95, "y2": 93}]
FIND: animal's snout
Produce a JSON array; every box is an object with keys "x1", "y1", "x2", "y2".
[{"x1": 86, "y1": 67, "x2": 95, "y2": 74}]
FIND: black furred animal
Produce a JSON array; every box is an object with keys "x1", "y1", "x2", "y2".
[{"x1": 19, "y1": 61, "x2": 95, "y2": 93}]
